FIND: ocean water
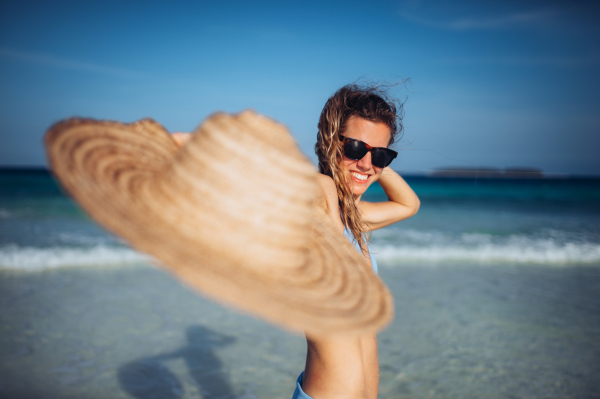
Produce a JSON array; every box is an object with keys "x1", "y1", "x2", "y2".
[
  {"x1": 1, "y1": 169, "x2": 599, "y2": 398},
  {"x1": 2, "y1": 171, "x2": 599, "y2": 270},
  {"x1": 367, "y1": 176, "x2": 600, "y2": 266}
]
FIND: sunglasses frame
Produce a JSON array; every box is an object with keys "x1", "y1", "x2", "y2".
[{"x1": 339, "y1": 135, "x2": 398, "y2": 168}]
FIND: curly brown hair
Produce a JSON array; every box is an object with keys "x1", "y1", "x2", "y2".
[{"x1": 315, "y1": 84, "x2": 403, "y2": 251}]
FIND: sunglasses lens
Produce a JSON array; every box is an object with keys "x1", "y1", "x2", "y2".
[
  {"x1": 343, "y1": 140, "x2": 368, "y2": 160},
  {"x1": 371, "y1": 150, "x2": 389, "y2": 168}
]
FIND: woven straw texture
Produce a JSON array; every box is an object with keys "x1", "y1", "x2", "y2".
[{"x1": 44, "y1": 110, "x2": 393, "y2": 336}]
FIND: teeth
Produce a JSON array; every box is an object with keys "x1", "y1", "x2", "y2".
[{"x1": 351, "y1": 172, "x2": 368, "y2": 181}]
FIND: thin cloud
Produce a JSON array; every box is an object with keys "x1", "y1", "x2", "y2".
[
  {"x1": 441, "y1": 54, "x2": 600, "y2": 67},
  {"x1": 400, "y1": 8, "x2": 558, "y2": 30},
  {"x1": 448, "y1": 9, "x2": 557, "y2": 30},
  {"x1": 0, "y1": 48, "x2": 145, "y2": 78}
]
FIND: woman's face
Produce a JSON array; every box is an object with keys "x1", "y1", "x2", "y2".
[{"x1": 341, "y1": 116, "x2": 392, "y2": 199}]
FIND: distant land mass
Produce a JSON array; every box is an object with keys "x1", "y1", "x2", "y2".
[{"x1": 427, "y1": 167, "x2": 545, "y2": 179}]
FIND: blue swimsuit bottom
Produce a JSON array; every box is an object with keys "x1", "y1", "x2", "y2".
[{"x1": 291, "y1": 372, "x2": 310, "y2": 399}]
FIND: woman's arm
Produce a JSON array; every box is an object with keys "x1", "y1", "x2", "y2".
[{"x1": 359, "y1": 167, "x2": 420, "y2": 231}]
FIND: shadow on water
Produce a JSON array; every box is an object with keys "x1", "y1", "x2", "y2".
[{"x1": 118, "y1": 325, "x2": 237, "y2": 399}]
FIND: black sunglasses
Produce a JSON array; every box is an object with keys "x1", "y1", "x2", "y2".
[{"x1": 339, "y1": 136, "x2": 398, "y2": 168}]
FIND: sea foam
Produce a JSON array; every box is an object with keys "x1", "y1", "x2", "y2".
[
  {"x1": 0, "y1": 244, "x2": 151, "y2": 271},
  {"x1": 371, "y1": 229, "x2": 600, "y2": 265}
]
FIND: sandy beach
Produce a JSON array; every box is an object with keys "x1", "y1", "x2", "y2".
[{"x1": 1, "y1": 261, "x2": 599, "y2": 399}]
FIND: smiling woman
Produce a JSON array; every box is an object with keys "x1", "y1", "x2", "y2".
[
  {"x1": 340, "y1": 117, "x2": 396, "y2": 195},
  {"x1": 314, "y1": 84, "x2": 420, "y2": 251},
  {"x1": 296, "y1": 84, "x2": 421, "y2": 399}
]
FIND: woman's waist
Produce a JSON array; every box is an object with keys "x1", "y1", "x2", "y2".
[
  {"x1": 304, "y1": 337, "x2": 377, "y2": 388},
  {"x1": 302, "y1": 359, "x2": 369, "y2": 398}
]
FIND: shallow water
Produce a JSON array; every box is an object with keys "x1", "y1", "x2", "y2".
[
  {"x1": 377, "y1": 262, "x2": 600, "y2": 399},
  {"x1": 1, "y1": 262, "x2": 599, "y2": 398},
  {"x1": 0, "y1": 264, "x2": 306, "y2": 399}
]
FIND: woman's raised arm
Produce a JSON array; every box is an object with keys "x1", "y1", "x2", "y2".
[{"x1": 359, "y1": 167, "x2": 420, "y2": 231}]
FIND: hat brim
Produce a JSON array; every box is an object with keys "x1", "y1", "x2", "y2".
[{"x1": 44, "y1": 112, "x2": 394, "y2": 336}]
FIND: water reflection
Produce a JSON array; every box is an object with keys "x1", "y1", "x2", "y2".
[{"x1": 118, "y1": 325, "x2": 236, "y2": 399}]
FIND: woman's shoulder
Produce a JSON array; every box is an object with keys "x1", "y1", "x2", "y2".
[
  {"x1": 315, "y1": 173, "x2": 336, "y2": 192},
  {"x1": 315, "y1": 173, "x2": 336, "y2": 206},
  {"x1": 315, "y1": 173, "x2": 344, "y2": 231},
  {"x1": 316, "y1": 174, "x2": 338, "y2": 208}
]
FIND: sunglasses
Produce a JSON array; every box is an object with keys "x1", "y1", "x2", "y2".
[{"x1": 339, "y1": 136, "x2": 398, "y2": 168}]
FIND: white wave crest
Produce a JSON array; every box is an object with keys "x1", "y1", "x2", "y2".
[
  {"x1": 371, "y1": 241, "x2": 600, "y2": 265},
  {"x1": 369, "y1": 227, "x2": 600, "y2": 265},
  {"x1": 0, "y1": 244, "x2": 152, "y2": 271}
]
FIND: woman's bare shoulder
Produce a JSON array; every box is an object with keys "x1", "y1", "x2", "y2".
[
  {"x1": 315, "y1": 174, "x2": 343, "y2": 231},
  {"x1": 316, "y1": 173, "x2": 336, "y2": 194},
  {"x1": 316, "y1": 174, "x2": 338, "y2": 209}
]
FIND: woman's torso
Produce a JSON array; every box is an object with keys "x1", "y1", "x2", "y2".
[
  {"x1": 303, "y1": 332, "x2": 378, "y2": 399},
  {"x1": 302, "y1": 227, "x2": 379, "y2": 399}
]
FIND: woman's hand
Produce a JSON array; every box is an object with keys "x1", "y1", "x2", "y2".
[
  {"x1": 172, "y1": 132, "x2": 191, "y2": 148},
  {"x1": 359, "y1": 167, "x2": 420, "y2": 231}
]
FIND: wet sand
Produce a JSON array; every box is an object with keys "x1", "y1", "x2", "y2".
[{"x1": 1, "y1": 262, "x2": 599, "y2": 398}]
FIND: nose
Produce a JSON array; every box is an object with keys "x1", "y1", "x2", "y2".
[{"x1": 356, "y1": 151, "x2": 372, "y2": 170}]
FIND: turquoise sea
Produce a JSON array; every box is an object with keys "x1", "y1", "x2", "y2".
[{"x1": 1, "y1": 169, "x2": 599, "y2": 398}]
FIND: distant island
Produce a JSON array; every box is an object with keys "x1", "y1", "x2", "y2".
[{"x1": 428, "y1": 167, "x2": 544, "y2": 179}]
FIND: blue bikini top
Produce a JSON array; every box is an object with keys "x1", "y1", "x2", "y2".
[{"x1": 343, "y1": 228, "x2": 378, "y2": 275}]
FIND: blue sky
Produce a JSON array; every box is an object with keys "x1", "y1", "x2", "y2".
[{"x1": 1, "y1": 0, "x2": 599, "y2": 175}]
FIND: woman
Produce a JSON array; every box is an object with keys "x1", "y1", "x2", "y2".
[
  {"x1": 173, "y1": 84, "x2": 419, "y2": 398},
  {"x1": 295, "y1": 84, "x2": 420, "y2": 399}
]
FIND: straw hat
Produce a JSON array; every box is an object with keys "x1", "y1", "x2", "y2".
[{"x1": 44, "y1": 110, "x2": 393, "y2": 335}]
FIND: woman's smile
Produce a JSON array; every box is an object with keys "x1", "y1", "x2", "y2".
[{"x1": 350, "y1": 171, "x2": 369, "y2": 183}]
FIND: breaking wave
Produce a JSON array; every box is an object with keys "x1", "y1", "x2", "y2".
[
  {"x1": 371, "y1": 229, "x2": 600, "y2": 265},
  {"x1": 0, "y1": 244, "x2": 151, "y2": 271}
]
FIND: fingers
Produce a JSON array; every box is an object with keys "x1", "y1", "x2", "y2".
[{"x1": 171, "y1": 132, "x2": 191, "y2": 147}]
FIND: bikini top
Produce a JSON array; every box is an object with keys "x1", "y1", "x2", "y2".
[{"x1": 343, "y1": 228, "x2": 378, "y2": 275}]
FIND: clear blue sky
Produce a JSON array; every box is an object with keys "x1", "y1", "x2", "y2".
[{"x1": 1, "y1": 0, "x2": 599, "y2": 175}]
